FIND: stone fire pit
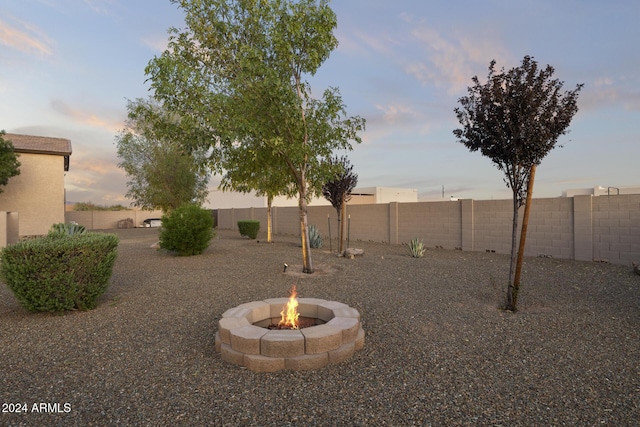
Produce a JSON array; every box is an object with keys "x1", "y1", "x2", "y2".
[{"x1": 215, "y1": 298, "x2": 365, "y2": 372}]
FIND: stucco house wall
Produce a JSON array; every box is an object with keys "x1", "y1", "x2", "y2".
[{"x1": 0, "y1": 134, "x2": 71, "y2": 237}]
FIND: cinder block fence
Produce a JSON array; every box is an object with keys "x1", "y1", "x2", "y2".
[{"x1": 217, "y1": 194, "x2": 640, "y2": 266}]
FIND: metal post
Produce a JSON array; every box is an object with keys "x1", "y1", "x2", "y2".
[
  {"x1": 347, "y1": 214, "x2": 351, "y2": 251},
  {"x1": 327, "y1": 214, "x2": 332, "y2": 252}
]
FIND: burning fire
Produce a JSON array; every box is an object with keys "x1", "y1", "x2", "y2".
[{"x1": 278, "y1": 285, "x2": 300, "y2": 329}]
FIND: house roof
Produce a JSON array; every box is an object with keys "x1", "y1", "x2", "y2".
[
  {"x1": 4, "y1": 133, "x2": 72, "y2": 156},
  {"x1": 4, "y1": 133, "x2": 72, "y2": 171}
]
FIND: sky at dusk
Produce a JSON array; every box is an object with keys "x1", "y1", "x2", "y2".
[{"x1": 1, "y1": 0, "x2": 639, "y2": 206}]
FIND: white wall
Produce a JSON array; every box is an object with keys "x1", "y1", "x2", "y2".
[{"x1": 206, "y1": 186, "x2": 417, "y2": 209}]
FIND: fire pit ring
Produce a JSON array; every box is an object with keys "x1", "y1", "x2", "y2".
[{"x1": 215, "y1": 298, "x2": 365, "y2": 372}]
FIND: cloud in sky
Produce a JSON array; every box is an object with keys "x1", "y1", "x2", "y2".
[
  {"x1": 50, "y1": 99, "x2": 124, "y2": 133},
  {"x1": 65, "y1": 147, "x2": 129, "y2": 204},
  {"x1": 82, "y1": 0, "x2": 117, "y2": 16},
  {"x1": 577, "y1": 76, "x2": 640, "y2": 113},
  {"x1": 140, "y1": 34, "x2": 169, "y2": 53},
  {"x1": 406, "y1": 26, "x2": 511, "y2": 95},
  {"x1": 0, "y1": 16, "x2": 54, "y2": 56}
]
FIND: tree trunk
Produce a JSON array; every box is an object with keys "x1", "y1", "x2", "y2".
[
  {"x1": 511, "y1": 164, "x2": 537, "y2": 311},
  {"x1": 267, "y1": 196, "x2": 273, "y2": 243},
  {"x1": 339, "y1": 200, "x2": 346, "y2": 254},
  {"x1": 298, "y1": 182, "x2": 314, "y2": 274},
  {"x1": 506, "y1": 191, "x2": 520, "y2": 311}
]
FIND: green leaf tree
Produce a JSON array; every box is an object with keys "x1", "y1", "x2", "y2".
[
  {"x1": 115, "y1": 99, "x2": 211, "y2": 212},
  {"x1": 454, "y1": 55, "x2": 583, "y2": 311},
  {"x1": 220, "y1": 140, "x2": 297, "y2": 243},
  {"x1": 322, "y1": 155, "x2": 358, "y2": 254},
  {"x1": 0, "y1": 130, "x2": 21, "y2": 192},
  {"x1": 145, "y1": 0, "x2": 365, "y2": 273}
]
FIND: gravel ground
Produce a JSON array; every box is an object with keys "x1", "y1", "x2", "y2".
[{"x1": 1, "y1": 228, "x2": 639, "y2": 427}]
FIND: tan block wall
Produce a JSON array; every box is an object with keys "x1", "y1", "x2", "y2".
[
  {"x1": 0, "y1": 153, "x2": 65, "y2": 237},
  {"x1": 592, "y1": 195, "x2": 640, "y2": 264},
  {"x1": 65, "y1": 210, "x2": 164, "y2": 230},
  {"x1": 396, "y1": 201, "x2": 462, "y2": 248},
  {"x1": 471, "y1": 199, "x2": 518, "y2": 254},
  {"x1": 524, "y1": 197, "x2": 574, "y2": 258},
  {"x1": 216, "y1": 194, "x2": 640, "y2": 266}
]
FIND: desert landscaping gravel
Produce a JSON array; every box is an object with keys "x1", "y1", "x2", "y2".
[{"x1": 1, "y1": 228, "x2": 639, "y2": 426}]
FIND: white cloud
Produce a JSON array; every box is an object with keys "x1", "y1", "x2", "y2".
[
  {"x1": 406, "y1": 26, "x2": 511, "y2": 95},
  {"x1": 140, "y1": 34, "x2": 169, "y2": 52},
  {"x1": 576, "y1": 76, "x2": 640, "y2": 112},
  {"x1": 50, "y1": 99, "x2": 124, "y2": 132},
  {"x1": 0, "y1": 17, "x2": 54, "y2": 56},
  {"x1": 82, "y1": 0, "x2": 117, "y2": 16}
]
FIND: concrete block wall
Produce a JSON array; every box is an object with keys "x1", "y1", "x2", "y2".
[
  {"x1": 344, "y1": 204, "x2": 390, "y2": 243},
  {"x1": 591, "y1": 195, "x2": 640, "y2": 264},
  {"x1": 274, "y1": 206, "x2": 302, "y2": 235},
  {"x1": 524, "y1": 197, "x2": 574, "y2": 259},
  {"x1": 573, "y1": 195, "x2": 593, "y2": 261},
  {"x1": 215, "y1": 194, "x2": 640, "y2": 265},
  {"x1": 472, "y1": 199, "x2": 518, "y2": 254},
  {"x1": 396, "y1": 201, "x2": 462, "y2": 248},
  {"x1": 307, "y1": 205, "x2": 336, "y2": 238},
  {"x1": 65, "y1": 210, "x2": 163, "y2": 230}
]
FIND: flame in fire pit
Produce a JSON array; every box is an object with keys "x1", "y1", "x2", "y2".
[{"x1": 278, "y1": 285, "x2": 300, "y2": 329}]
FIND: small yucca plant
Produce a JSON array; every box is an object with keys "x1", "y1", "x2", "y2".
[
  {"x1": 48, "y1": 222, "x2": 87, "y2": 237},
  {"x1": 408, "y1": 237, "x2": 425, "y2": 258},
  {"x1": 309, "y1": 224, "x2": 323, "y2": 249}
]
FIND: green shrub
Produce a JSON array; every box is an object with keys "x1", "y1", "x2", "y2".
[
  {"x1": 408, "y1": 237, "x2": 425, "y2": 258},
  {"x1": 49, "y1": 222, "x2": 87, "y2": 236},
  {"x1": 309, "y1": 224, "x2": 323, "y2": 249},
  {"x1": 237, "y1": 220, "x2": 260, "y2": 239},
  {"x1": 0, "y1": 232, "x2": 119, "y2": 312},
  {"x1": 160, "y1": 204, "x2": 214, "y2": 256}
]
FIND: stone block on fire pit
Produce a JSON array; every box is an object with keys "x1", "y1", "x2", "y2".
[
  {"x1": 301, "y1": 324, "x2": 343, "y2": 354},
  {"x1": 355, "y1": 328, "x2": 365, "y2": 351},
  {"x1": 264, "y1": 298, "x2": 289, "y2": 318},
  {"x1": 327, "y1": 316, "x2": 361, "y2": 342},
  {"x1": 230, "y1": 325, "x2": 269, "y2": 355},
  {"x1": 244, "y1": 354, "x2": 286, "y2": 373},
  {"x1": 220, "y1": 343, "x2": 245, "y2": 366},
  {"x1": 285, "y1": 352, "x2": 329, "y2": 371},
  {"x1": 298, "y1": 298, "x2": 329, "y2": 318},
  {"x1": 317, "y1": 301, "x2": 349, "y2": 322},
  {"x1": 218, "y1": 317, "x2": 251, "y2": 344},
  {"x1": 261, "y1": 330, "x2": 305, "y2": 358},
  {"x1": 235, "y1": 301, "x2": 270, "y2": 323},
  {"x1": 329, "y1": 341, "x2": 356, "y2": 364}
]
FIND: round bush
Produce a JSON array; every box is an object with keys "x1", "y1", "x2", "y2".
[
  {"x1": 237, "y1": 220, "x2": 260, "y2": 239},
  {"x1": 0, "y1": 232, "x2": 119, "y2": 312},
  {"x1": 159, "y1": 204, "x2": 215, "y2": 256}
]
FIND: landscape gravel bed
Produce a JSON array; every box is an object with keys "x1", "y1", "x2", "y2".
[{"x1": 1, "y1": 228, "x2": 638, "y2": 426}]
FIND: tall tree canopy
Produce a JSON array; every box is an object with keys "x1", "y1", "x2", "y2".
[
  {"x1": 116, "y1": 99, "x2": 210, "y2": 212},
  {"x1": 0, "y1": 130, "x2": 21, "y2": 193},
  {"x1": 322, "y1": 155, "x2": 357, "y2": 254},
  {"x1": 146, "y1": 0, "x2": 365, "y2": 273},
  {"x1": 454, "y1": 55, "x2": 583, "y2": 311}
]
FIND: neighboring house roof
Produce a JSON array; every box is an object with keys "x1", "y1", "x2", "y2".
[{"x1": 4, "y1": 133, "x2": 72, "y2": 171}]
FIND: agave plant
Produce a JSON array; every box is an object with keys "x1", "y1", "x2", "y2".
[
  {"x1": 309, "y1": 224, "x2": 323, "y2": 249},
  {"x1": 408, "y1": 237, "x2": 425, "y2": 258},
  {"x1": 48, "y1": 222, "x2": 87, "y2": 237}
]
